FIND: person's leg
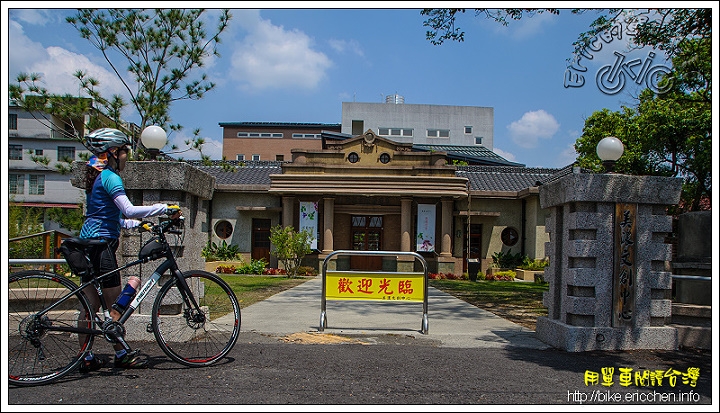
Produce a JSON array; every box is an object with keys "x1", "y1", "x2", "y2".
[{"x1": 99, "y1": 239, "x2": 149, "y2": 369}]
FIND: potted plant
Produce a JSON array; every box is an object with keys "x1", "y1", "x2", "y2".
[
  {"x1": 488, "y1": 250, "x2": 524, "y2": 275},
  {"x1": 515, "y1": 257, "x2": 549, "y2": 282}
]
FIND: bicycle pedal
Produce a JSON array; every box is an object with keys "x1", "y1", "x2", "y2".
[{"x1": 146, "y1": 323, "x2": 153, "y2": 333}]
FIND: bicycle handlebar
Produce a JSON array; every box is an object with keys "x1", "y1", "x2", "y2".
[{"x1": 139, "y1": 215, "x2": 184, "y2": 236}]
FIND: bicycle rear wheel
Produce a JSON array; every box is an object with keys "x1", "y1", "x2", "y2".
[
  {"x1": 8, "y1": 270, "x2": 93, "y2": 386},
  {"x1": 152, "y1": 270, "x2": 240, "y2": 367}
]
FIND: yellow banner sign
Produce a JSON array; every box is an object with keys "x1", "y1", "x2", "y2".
[{"x1": 325, "y1": 271, "x2": 425, "y2": 302}]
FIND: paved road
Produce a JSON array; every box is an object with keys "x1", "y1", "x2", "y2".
[{"x1": 6, "y1": 277, "x2": 715, "y2": 408}]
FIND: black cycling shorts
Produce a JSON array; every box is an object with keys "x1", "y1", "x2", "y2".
[{"x1": 82, "y1": 238, "x2": 121, "y2": 288}]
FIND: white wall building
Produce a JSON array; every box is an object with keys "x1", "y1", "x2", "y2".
[
  {"x1": 8, "y1": 102, "x2": 90, "y2": 209},
  {"x1": 341, "y1": 97, "x2": 494, "y2": 149}
]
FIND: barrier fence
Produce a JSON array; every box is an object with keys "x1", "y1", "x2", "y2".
[{"x1": 319, "y1": 250, "x2": 429, "y2": 334}]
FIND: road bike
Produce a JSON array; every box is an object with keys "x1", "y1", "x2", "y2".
[{"x1": 8, "y1": 215, "x2": 241, "y2": 386}]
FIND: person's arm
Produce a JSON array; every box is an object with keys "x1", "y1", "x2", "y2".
[
  {"x1": 113, "y1": 193, "x2": 167, "y2": 219},
  {"x1": 120, "y1": 218, "x2": 141, "y2": 229}
]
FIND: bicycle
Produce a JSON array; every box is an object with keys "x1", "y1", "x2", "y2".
[{"x1": 8, "y1": 214, "x2": 241, "y2": 386}]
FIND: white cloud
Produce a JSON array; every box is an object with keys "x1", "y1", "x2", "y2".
[
  {"x1": 9, "y1": 18, "x2": 128, "y2": 102},
  {"x1": 229, "y1": 12, "x2": 333, "y2": 91},
  {"x1": 328, "y1": 38, "x2": 364, "y2": 57},
  {"x1": 165, "y1": 131, "x2": 223, "y2": 161},
  {"x1": 506, "y1": 110, "x2": 560, "y2": 149},
  {"x1": 556, "y1": 143, "x2": 579, "y2": 168},
  {"x1": 492, "y1": 147, "x2": 517, "y2": 163}
]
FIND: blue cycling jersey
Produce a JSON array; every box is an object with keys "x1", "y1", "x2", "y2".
[{"x1": 80, "y1": 168, "x2": 126, "y2": 239}]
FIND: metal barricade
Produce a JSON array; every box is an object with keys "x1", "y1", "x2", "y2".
[{"x1": 320, "y1": 250, "x2": 429, "y2": 334}]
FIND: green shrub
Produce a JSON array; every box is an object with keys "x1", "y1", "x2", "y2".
[
  {"x1": 491, "y1": 250, "x2": 525, "y2": 269},
  {"x1": 202, "y1": 240, "x2": 240, "y2": 261},
  {"x1": 295, "y1": 266, "x2": 317, "y2": 277},
  {"x1": 485, "y1": 270, "x2": 516, "y2": 281},
  {"x1": 519, "y1": 257, "x2": 549, "y2": 271}
]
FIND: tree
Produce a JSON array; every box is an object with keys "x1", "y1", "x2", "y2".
[
  {"x1": 421, "y1": 8, "x2": 711, "y2": 61},
  {"x1": 574, "y1": 36, "x2": 711, "y2": 212},
  {"x1": 269, "y1": 225, "x2": 314, "y2": 278},
  {"x1": 65, "y1": 8, "x2": 231, "y2": 154},
  {"x1": 422, "y1": 8, "x2": 712, "y2": 212}
]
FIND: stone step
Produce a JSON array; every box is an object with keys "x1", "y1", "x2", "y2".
[
  {"x1": 670, "y1": 303, "x2": 712, "y2": 350},
  {"x1": 671, "y1": 303, "x2": 712, "y2": 327}
]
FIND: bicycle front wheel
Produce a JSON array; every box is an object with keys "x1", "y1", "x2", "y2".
[
  {"x1": 152, "y1": 270, "x2": 240, "y2": 367},
  {"x1": 8, "y1": 270, "x2": 93, "y2": 386}
]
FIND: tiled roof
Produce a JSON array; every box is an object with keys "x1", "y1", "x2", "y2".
[
  {"x1": 412, "y1": 144, "x2": 524, "y2": 167},
  {"x1": 188, "y1": 161, "x2": 578, "y2": 193},
  {"x1": 456, "y1": 165, "x2": 561, "y2": 192},
  {"x1": 188, "y1": 161, "x2": 282, "y2": 186}
]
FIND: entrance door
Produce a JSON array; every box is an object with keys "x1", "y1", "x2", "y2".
[
  {"x1": 350, "y1": 215, "x2": 383, "y2": 270},
  {"x1": 251, "y1": 219, "x2": 271, "y2": 265}
]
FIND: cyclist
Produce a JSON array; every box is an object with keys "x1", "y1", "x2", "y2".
[{"x1": 78, "y1": 127, "x2": 181, "y2": 372}]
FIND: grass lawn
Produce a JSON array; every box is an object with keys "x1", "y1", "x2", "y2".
[
  {"x1": 429, "y1": 279, "x2": 549, "y2": 330},
  {"x1": 218, "y1": 275, "x2": 310, "y2": 308}
]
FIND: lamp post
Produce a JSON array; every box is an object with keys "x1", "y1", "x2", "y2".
[
  {"x1": 140, "y1": 125, "x2": 167, "y2": 160},
  {"x1": 596, "y1": 136, "x2": 624, "y2": 173}
]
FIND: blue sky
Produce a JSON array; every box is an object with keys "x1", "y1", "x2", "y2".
[{"x1": 2, "y1": 4, "x2": 709, "y2": 168}]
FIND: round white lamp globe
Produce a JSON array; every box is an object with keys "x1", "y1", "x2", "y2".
[
  {"x1": 596, "y1": 136, "x2": 624, "y2": 161},
  {"x1": 140, "y1": 125, "x2": 167, "y2": 150}
]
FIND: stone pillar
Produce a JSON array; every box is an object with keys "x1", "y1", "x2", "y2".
[
  {"x1": 400, "y1": 197, "x2": 412, "y2": 252},
  {"x1": 440, "y1": 198, "x2": 453, "y2": 257},
  {"x1": 536, "y1": 170, "x2": 682, "y2": 352},
  {"x1": 397, "y1": 197, "x2": 415, "y2": 272},
  {"x1": 282, "y1": 196, "x2": 295, "y2": 228},
  {"x1": 72, "y1": 161, "x2": 215, "y2": 341},
  {"x1": 322, "y1": 197, "x2": 335, "y2": 254}
]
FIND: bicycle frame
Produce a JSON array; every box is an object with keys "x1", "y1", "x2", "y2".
[{"x1": 34, "y1": 219, "x2": 200, "y2": 350}]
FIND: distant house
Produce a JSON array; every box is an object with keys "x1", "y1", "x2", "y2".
[{"x1": 219, "y1": 122, "x2": 341, "y2": 162}]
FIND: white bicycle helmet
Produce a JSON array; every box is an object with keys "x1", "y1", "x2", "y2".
[{"x1": 85, "y1": 128, "x2": 132, "y2": 154}]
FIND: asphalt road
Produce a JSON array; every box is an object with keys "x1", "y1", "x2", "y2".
[
  {"x1": 5, "y1": 335, "x2": 714, "y2": 407},
  {"x1": 6, "y1": 277, "x2": 715, "y2": 408}
]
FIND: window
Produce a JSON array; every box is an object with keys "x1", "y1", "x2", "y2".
[
  {"x1": 9, "y1": 114, "x2": 18, "y2": 130},
  {"x1": 214, "y1": 220, "x2": 233, "y2": 239},
  {"x1": 292, "y1": 133, "x2": 321, "y2": 139},
  {"x1": 427, "y1": 129, "x2": 450, "y2": 138},
  {"x1": 379, "y1": 153, "x2": 391, "y2": 164},
  {"x1": 236, "y1": 154, "x2": 245, "y2": 161},
  {"x1": 35, "y1": 149, "x2": 44, "y2": 156},
  {"x1": 29, "y1": 174, "x2": 45, "y2": 195},
  {"x1": 10, "y1": 144, "x2": 23, "y2": 160},
  {"x1": 237, "y1": 132, "x2": 282, "y2": 138},
  {"x1": 378, "y1": 128, "x2": 412, "y2": 137},
  {"x1": 475, "y1": 137, "x2": 483, "y2": 145},
  {"x1": 57, "y1": 146, "x2": 75, "y2": 162},
  {"x1": 275, "y1": 155, "x2": 284, "y2": 161},
  {"x1": 347, "y1": 152, "x2": 359, "y2": 163},
  {"x1": 465, "y1": 126, "x2": 473, "y2": 134},
  {"x1": 10, "y1": 174, "x2": 24, "y2": 194},
  {"x1": 252, "y1": 154, "x2": 261, "y2": 161},
  {"x1": 351, "y1": 120, "x2": 364, "y2": 135}
]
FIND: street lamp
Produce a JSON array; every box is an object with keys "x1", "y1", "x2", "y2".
[
  {"x1": 596, "y1": 136, "x2": 624, "y2": 173},
  {"x1": 140, "y1": 125, "x2": 167, "y2": 160}
]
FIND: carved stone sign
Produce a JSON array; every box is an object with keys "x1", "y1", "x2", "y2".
[{"x1": 613, "y1": 203, "x2": 637, "y2": 327}]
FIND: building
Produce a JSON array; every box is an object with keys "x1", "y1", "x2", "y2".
[
  {"x1": 219, "y1": 122, "x2": 341, "y2": 162},
  {"x1": 8, "y1": 99, "x2": 140, "y2": 232},
  {"x1": 8, "y1": 101, "x2": 90, "y2": 212},
  {"x1": 342, "y1": 98, "x2": 494, "y2": 148},
  {"x1": 193, "y1": 130, "x2": 562, "y2": 276}
]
